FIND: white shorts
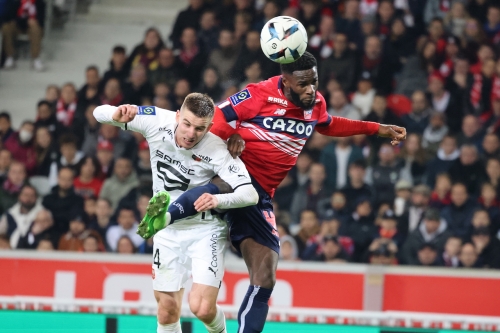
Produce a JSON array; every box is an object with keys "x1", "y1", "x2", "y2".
[{"x1": 152, "y1": 222, "x2": 228, "y2": 291}]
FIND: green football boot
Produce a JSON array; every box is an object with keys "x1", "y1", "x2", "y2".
[{"x1": 137, "y1": 191, "x2": 171, "y2": 239}]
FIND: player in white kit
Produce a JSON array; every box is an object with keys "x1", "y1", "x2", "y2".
[{"x1": 93, "y1": 93, "x2": 258, "y2": 333}]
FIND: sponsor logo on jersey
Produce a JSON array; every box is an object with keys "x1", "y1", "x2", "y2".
[
  {"x1": 138, "y1": 106, "x2": 156, "y2": 115},
  {"x1": 262, "y1": 117, "x2": 314, "y2": 136},
  {"x1": 274, "y1": 108, "x2": 287, "y2": 115},
  {"x1": 172, "y1": 202, "x2": 184, "y2": 214},
  {"x1": 267, "y1": 96, "x2": 288, "y2": 106},
  {"x1": 304, "y1": 109, "x2": 313, "y2": 120},
  {"x1": 210, "y1": 233, "x2": 218, "y2": 270},
  {"x1": 155, "y1": 150, "x2": 195, "y2": 175},
  {"x1": 192, "y1": 154, "x2": 212, "y2": 163},
  {"x1": 228, "y1": 164, "x2": 240, "y2": 173},
  {"x1": 229, "y1": 89, "x2": 252, "y2": 106},
  {"x1": 158, "y1": 126, "x2": 168, "y2": 131},
  {"x1": 155, "y1": 150, "x2": 193, "y2": 192}
]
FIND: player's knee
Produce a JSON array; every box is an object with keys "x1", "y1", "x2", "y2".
[
  {"x1": 189, "y1": 299, "x2": 216, "y2": 323},
  {"x1": 157, "y1": 298, "x2": 181, "y2": 324},
  {"x1": 251, "y1": 268, "x2": 276, "y2": 289}
]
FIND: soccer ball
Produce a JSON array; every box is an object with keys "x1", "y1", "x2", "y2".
[{"x1": 260, "y1": 16, "x2": 308, "y2": 64}]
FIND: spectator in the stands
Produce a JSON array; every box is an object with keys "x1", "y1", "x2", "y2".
[
  {"x1": 48, "y1": 133, "x2": 84, "y2": 187},
  {"x1": 279, "y1": 235, "x2": 299, "y2": 261},
  {"x1": 422, "y1": 112, "x2": 449, "y2": 156},
  {"x1": 100, "y1": 78, "x2": 123, "y2": 106},
  {"x1": 441, "y1": 182, "x2": 477, "y2": 239},
  {"x1": 169, "y1": 0, "x2": 209, "y2": 49},
  {"x1": 428, "y1": 72, "x2": 462, "y2": 133},
  {"x1": 1, "y1": 0, "x2": 45, "y2": 70},
  {"x1": 290, "y1": 163, "x2": 330, "y2": 224},
  {"x1": 393, "y1": 180, "x2": 413, "y2": 216},
  {"x1": 3, "y1": 120, "x2": 36, "y2": 175},
  {"x1": 88, "y1": 198, "x2": 113, "y2": 245},
  {"x1": 106, "y1": 206, "x2": 143, "y2": 252},
  {"x1": 442, "y1": 236, "x2": 462, "y2": 267},
  {"x1": 34, "y1": 126, "x2": 57, "y2": 177},
  {"x1": 44, "y1": 85, "x2": 60, "y2": 110},
  {"x1": 116, "y1": 235, "x2": 137, "y2": 254},
  {"x1": 82, "y1": 234, "x2": 104, "y2": 252},
  {"x1": 429, "y1": 173, "x2": 452, "y2": 208},
  {"x1": 76, "y1": 66, "x2": 101, "y2": 116},
  {"x1": 299, "y1": 0, "x2": 322, "y2": 38},
  {"x1": 374, "y1": 210, "x2": 405, "y2": 248},
  {"x1": 401, "y1": 90, "x2": 431, "y2": 135},
  {"x1": 341, "y1": 160, "x2": 373, "y2": 213},
  {"x1": 34, "y1": 100, "x2": 63, "y2": 140},
  {"x1": 101, "y1": 46, "x2": 128, "y2": 87},
  {"x1": 98, "y1": 123, "x2": 136, "y2": 160},
  {"x1": 456, "y1": 115, "x2": 484, "y2": 149},
  {"x1": 471, "y1": 226, "x2": 500, "y2": 268},
  {"x1": 36, "y1": 237, "x2": 54, "y2": 251},
  {"x1": 56, "y1": 83, "x2": 78, "y2": 128},
  {"x1": 234, "y1": 11, "x2": 252, "y2": 42},
  {"x1": 126, "y1": 27, "x2": 164, "y2": 72},
  {"x1": 169, "y1": 78, "x2": 191, "y2": 111},
  {"x1": 0, "y1": 112, "x2": 14, "y2": 145},
  {"x1": 0, "y1": 184, "x2": 42, "y2": 248},
  {"x1": 351, "y1": 73, "x2": 376, "y2": 118},
  {"x1": 425, "y1": 135, "x2": 460, "y2": 187},
  {"x1": 74, "y1": 156, "x2": 103, "y2": 199},
  {"x1": 357, "y1": 35, "x2": 396, "y2": 94},
  {"x1": 462, "y1": 18, "x2": 487, "y2": 61},
  {"x1": 483, "y1": 5, "x2": 500, "y2": 40},
  {"x1": 459, "y1": 242, "x2": 481, "y2": 268},
  {"x1": 327, "y1": 89, "x2": 361, "y2": 120},
  {"x1": 307, "y1": 14, "x2": 335, "y2": 61},
  {"x1": 197, "y1": 66, "x2": 223, "y2": 102},
  {"x1": 399, "y1": 133, "x2": 428, "y2": 185},
  {"x1": 416, "y1": 243, "x2": 442, "y2": 266},
  {"x1": 402, "y1": 208, "x2": 451, "y2": 265},
  {"x1": 78, "y1": 105, "x2": 100, "y2": 157},
  {"x1": 42, "y1": 167, "x2": 84, "y2": 237},
  {"x1": 148, "y1": 48, "x2": 184, "y2": 88},
  {"x1": 100, "y1": 158, "x2": 139, "y2": 210},
  {"x1": 319, "y1": 33, "x2": 357, "y2": 92},
  {"x1": 58, "y1": 214, "x2": 101, "y2": 252},
  {"x1": 16, "y1": 209, "x2": 56, "y2": 250},
  {"x1": 313, "y1": 235, "x2": 350, "y2": 262},
  {"x1": 239, "y1": 61, "x2": 263, "y2": 90},
  {"x1": 481, "y1": 133, "x2": 500, "y2": 160},
  {"x1": 0, "y1": 149, "x2": 12, "y2": 183},
  {"x1": 365, "y1": 143, "x2": 405, "y2": 205},
  {"x1": 0, "y1": 161, "x2": 28, "y2": 215},
  {"x1": 208, "y1": 29, "x2": 240, "y2": 88},
  {"x1": 368, "y1": 239, "x2": 398, "y2": 265},
  {"x1": 335, "y1": 0, "x2": 362, "y2": 47},
  {"x1": 198, "y1": 10, "x2": 220, "y2": 54},
  {"x1": 485, "y1": 157, "x2": 500, "y2": 196},
  {"x1": 444, "y1": 2, "x2": 469, "y2": 38},
  {"x1": 478, "y1": 183, "x2": 500, "y2": 235},
  {"x1": 96, "y1": 140, "x2": 114, "y2": 179},
  {"x1": 136, "y1": 141, "x2": 152, "y2": 185},
  {"x1": 387, "y1": 18, "x2": 416, "y2": 70},
  {"x1": 365, "y1": 94, "x2": 403, "y2": 130},
  {"x1": 400, "y1": 184, "x2": 431, "y2": 237},
  {"x1": 293, "y1": 209, "x2": 320, "y2": 257},
  {"x1": 346, "y1": 197, "x2": 376, "y2": 262},
  {"x1": 448, "y1": 144, "x2": 486, "y2": 195},
  {"x1": 317, "y1": 191, "x2": 350, "y2": 223},
  {"x1": 177, "y1": 27, "x2": 208, "y2": 88},
  {"x1": 122, "y1": 65, "x2": 154, "y2": 105}
]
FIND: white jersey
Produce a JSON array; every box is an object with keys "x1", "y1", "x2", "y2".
[{"x1": 94, "y1": 105, "x2": 252, "y2": 230}]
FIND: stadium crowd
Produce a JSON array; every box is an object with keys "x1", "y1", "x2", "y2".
[{"x1": 1, "y1": 0, "x2": 500, "y2": 269}]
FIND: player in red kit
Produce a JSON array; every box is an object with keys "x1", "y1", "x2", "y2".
[{"x1": 209, "y1": 52, "x2": 406, "y2": 333}]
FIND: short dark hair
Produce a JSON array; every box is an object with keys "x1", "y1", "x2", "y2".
[
  {"x1": 349, "y1": 159, "x2": 367, "y2": 169},
  {"x1": 86, "y1": 65, "x2": 99, "y2": 73},
  {"x1": 181, "y1": 93, "x2": 215, "y2": 119},
  {"x1": 59, "y1": 133, "x2": 78, "y2": 147},
  {"x1": 37, "y1": 100, "x2": 52, "y2": 109},
  {"x1": 20, "y1": 183, "x2": 38, "y2": 197},
  {"x1": 112, "y1": 45, "x2": 126, "y2": 54},
  {"x1": 280, "y1": 51, "x2": 317, "y2": 75},
  {"x1": 0, "y1": 111, "x2": 11, "y2": 122}
]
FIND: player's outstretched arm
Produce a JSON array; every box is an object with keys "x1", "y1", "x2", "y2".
[
  {"x1": 93, "y1": 104, "x2": 138, "y2": 125},
  {"x1": 194, "y1": 184, "x2": 258, "y2": 212}
]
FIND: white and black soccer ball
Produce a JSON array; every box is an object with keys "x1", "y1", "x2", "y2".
[{"x1": 260, "y1": 16, "x2": 308, "y2": 64}]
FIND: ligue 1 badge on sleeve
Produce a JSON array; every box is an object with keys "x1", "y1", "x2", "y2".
[{"x1": 304, "y1": 109, "x2": 312, "y2": 120}]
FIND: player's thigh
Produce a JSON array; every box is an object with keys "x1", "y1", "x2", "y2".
[
  {"x1": 240, "y1": 237, "x2": 278, "y2": 288},
  {"x1": 189, "y1": 225, "x2": 228, "y2": 288},
  {"x1": 152, "y1": 235, "x2": 190, "y2": 292},
  {"x1": 188, "y1": 283, "x2": 220, "y2": 317}
]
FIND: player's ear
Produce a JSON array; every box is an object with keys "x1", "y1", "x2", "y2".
[
  {"x1": 206, "y1": 122, "x2": 213, "y2": 133},
  {"x1": 175, "y1": 110, "x2": 180, "y2": 123}
]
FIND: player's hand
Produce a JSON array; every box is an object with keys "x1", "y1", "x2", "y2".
[
  {"x1": 377, "y1": 124, "x2": 406, "y2": 145},
  {"x1": 194, "y1": 193, "x2": 219, "y2": 212},
  {"x1": 112, "y1": 104, "x2": 138, "y2": 123},
  {"x1": 227, "y1": 134, "x2": 245, "y2": 158}
]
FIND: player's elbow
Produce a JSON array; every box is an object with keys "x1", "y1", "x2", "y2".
[{"x1": 248, "y1": 187, "x2": 259, "y2": 205}]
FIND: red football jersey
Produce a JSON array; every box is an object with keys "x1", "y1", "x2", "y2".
[{"x1": 215, "y1": 76, "x2": 331, "y2": 197}]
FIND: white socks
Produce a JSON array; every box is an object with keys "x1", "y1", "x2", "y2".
[
  {"x1": 157, "y1": 321, "x2": 182, "y2": 333},
  {"x1": 204, "y1": 305, "x2": 226, "y2": 333}
]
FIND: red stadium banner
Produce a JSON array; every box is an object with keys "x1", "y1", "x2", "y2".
[{"x1": 1, "y1": 251, "x2": 500, "y2": 316}]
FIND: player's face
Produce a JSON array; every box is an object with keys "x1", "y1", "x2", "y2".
[
  {"x1": 175, "y1": 109, "x2": 213, "y2": 149},
  {"x1": 282, "y1": 67, "x2": 318, "y2": 110}
]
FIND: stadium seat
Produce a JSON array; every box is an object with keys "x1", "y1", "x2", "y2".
[{"x1": 29, "y1": 176, "x2": 52, "y2": 196}]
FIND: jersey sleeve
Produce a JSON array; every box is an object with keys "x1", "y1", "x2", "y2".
[
  {"x1": 217, "y1": 84, "x2": 264, "y2": 122},
  {"x1": 93, "y1": 105, "x2": 171, "y2": 139},
  {"x1": 214, "y1": 153, "x2": 253, "y2": 191}
]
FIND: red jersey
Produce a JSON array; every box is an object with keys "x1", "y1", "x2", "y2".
[
  {"x1": 74, "y1": 177, "x2": 103, "y2": 199},
  {"x1": 212, "y1": 76, "x2": 380, "y2": 197}
]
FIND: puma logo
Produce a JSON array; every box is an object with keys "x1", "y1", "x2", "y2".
[{"x1": 208, "y1": 267, "x2": 218, "y2": 277}]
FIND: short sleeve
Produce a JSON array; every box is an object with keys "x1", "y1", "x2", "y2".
[
  {"x1": 316, "y1": 94, "x2": 332, "y2": 126},
  {"x1": 217, "y1": 84, "x2": 263, "y2": 122},
  {"x1": 215, "y1": 153, "x2": 253, "y2": 190}
]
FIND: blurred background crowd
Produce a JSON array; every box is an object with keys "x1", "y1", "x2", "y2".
[{"x1": 1, "y1": 0, "x2": 500, "y2": 269}]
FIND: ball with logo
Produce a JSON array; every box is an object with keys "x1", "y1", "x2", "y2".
[{"x1": 260, "y1": 16, "x2": 308, "y2": 64}]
